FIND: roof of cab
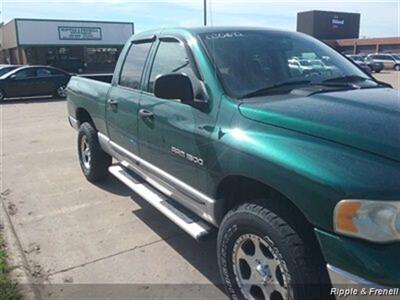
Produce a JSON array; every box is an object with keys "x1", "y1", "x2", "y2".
[
  {"x1": 185, "y1": 26, "x2": 288, "y2": 34},
  {"x1": 133, "y1": 26, "x2": 294, "y2": 38}
]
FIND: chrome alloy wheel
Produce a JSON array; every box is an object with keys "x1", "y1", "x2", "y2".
[
  {"x1": 80, "y1": 136, "x2": 91, "y2": 170},
  {"x1": 57, "y1": 86, "x2": 67, "y2": 97},
  {"x1": 232, "y1": 234, "x2": 290, "y2": 300}
]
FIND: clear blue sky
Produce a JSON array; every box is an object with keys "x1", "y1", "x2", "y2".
[{"x1": 2, "y1": 0, "x2": 399, "y2": 38}]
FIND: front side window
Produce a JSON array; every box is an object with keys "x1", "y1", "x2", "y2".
[
  {"x1": 199, "y1": 30, "x2": 375, "y2": 98},
  {"x1": 119, "y1": 42, "x2": 152, "y2": 90},
  {"x1": 14, "y1": 68, "x2": 36, "y2": 79},
  {"x1": 148, "y1": 40, "x2": 196, "y2": 94}
]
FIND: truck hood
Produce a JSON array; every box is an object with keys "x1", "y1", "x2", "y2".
[{"x1": 238, "y1": 88, "x2": 400, "y2": 162}]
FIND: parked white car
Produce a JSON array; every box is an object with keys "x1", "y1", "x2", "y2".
[{"x1": 367, "y1": 53, "x2": 400, "y2": 71}]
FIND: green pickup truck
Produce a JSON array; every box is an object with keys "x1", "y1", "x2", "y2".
[{"x1": 67, "y1": 27, "x2": 400, "y2": 300}]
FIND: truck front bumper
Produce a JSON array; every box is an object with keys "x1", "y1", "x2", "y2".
[
  {"x1": 327, "y1": 264, "x2": 399, "y2": 299},
  {"x1": 327, "y1": 264, "x2": 379, "y2": 286},
  {"x1": 315, "y1": 228, "x2": 400, "y2": 298}
]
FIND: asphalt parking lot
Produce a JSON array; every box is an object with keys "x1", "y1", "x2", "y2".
[
  {"x1": 373, "y1": 70, "x2": 400, "y2": 88},
  {"x1": 0, "y1": 70, "x2": 399, "y2": 300},
  {"x1": 1, "y1": 98, "x2": 226, "y2": 299}
]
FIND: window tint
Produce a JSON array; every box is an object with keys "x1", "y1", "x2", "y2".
[
  {"x1": 14, "y1": 68, "x2": 36, "y2": 79},
  {"x1": 49, "y1": 68, "x2": 65, "y2": 75},
  {"x1": 37, "y1": 68, "x2": 52, "y2": 76},
  {"x1": 119, "y1": 42, "x2": 152, "y2": 89},
  {"x1": 0, "y1": 67, "x2": 16, "y2": 76},
  {"x1": 200, "y1": 31, "x2": 370, "y2": 98},
  {"x1": 383, "y1": 55, "x2": 394, "y2": 60},
  {"x1": 148, "y1": 40, "x2": 196, "y2": 94},
  {"x1": 375, "y1": 55, "x2": 393, "y2": 60}
]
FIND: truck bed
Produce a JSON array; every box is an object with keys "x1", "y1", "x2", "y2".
[
  {"x1": 78, "y1": 73, "x2": 113, "y2": 83},
  {"x1": 66, "y1": 76, "x2": 111, "y2": 134}
]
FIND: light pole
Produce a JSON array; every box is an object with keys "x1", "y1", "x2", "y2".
[{"x1": 204, "y1": 0, "x2": 207, "y2": 26}]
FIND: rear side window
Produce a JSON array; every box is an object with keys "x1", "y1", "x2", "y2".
[
  {"x1": 37, "y1": 68, "x2": 52, "y2": 76},
  {"x1": 383, "y1": 55, "x2": 394, "y2": 60},
  {"x1": 375, "y1": 55, "x2": 393, "y2": 60},
  {"x1": 49, "y1": 68, "x2": 66, "y2": 75},
  {"x1": 119, "y1": 42, "x2": 152, "y2": 90}
]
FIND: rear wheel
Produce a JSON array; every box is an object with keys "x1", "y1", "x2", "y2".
[
  {"x1": 218, "y1": 202, "x2": 330, "y2": 300},
  {"x1": 55, "y1": 85, "x2": 67, "y2": 98},
  {"x1": 0, "y1": 89, "x2": 4, "y2": 101},
  {"x1": 78, "y1": 122, "x2": 111, "y2": 182}
]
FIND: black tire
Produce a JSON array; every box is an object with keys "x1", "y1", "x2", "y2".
[
  {"x1": 375, "y1": 69, "x2": 381, "y2": 73},
  {"x1": 394, "y1": 64, "x2": 400, "y2": 71},
  {"x1": 218, "y1": 202, "x2": 331, "y2": 300},
  {"x1": 77, "y1": 122, "x2": 112, "y2": 182}
]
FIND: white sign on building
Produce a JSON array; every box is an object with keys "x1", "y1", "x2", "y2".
[
  {"x1": 2, "y1": 18, "x2": 134, "y2": 48},
  {"x1": 58, "y1": 26, "x2": 102, "y2": 40}
]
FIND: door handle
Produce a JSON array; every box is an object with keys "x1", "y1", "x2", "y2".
[
  {"x1": 139, "y1": 109, "x2": 154, "y2": 119},
  {"x1": 107, "y1": 99, "x2": 118, "y2": 108}
]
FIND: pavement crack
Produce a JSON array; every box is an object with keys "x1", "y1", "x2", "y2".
[{"x1": 48, "y1": 233, "x2": 182, "y2": 276}]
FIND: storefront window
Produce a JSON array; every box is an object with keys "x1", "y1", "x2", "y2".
[{"x1": 85, "y1": 47, "x2": 119, "y2": 64}]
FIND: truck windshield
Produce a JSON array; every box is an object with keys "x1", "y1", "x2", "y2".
[{"x1": 199, "y1": 30, "x2": 375, "y2": 98}]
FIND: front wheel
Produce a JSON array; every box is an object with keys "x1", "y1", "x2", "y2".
[
  {"x1": 218, "y1": 202, "x2": 330, "y2": 300},
  {"x1": 78, "y1": 122, "x2": 112, "y2": 182},
  {"x1": 394, "y1": 64, "x2": 400, "y2": 71},
  {"x1": 0, "y1": 89, "x2": 4, "y2": 101}
]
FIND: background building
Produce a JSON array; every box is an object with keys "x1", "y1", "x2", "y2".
[
  {"x1": 326, "y1": 37, "x2": 400, "y2": 54},
  {"x1": 0, "y1": 18, "x2": 134, "y2": 73},
  {"x1": 297, "y1": 10, "x2": 360, "y2": 40},
  {"x1": 297, "y1": 10, "x2": 400, "y2": 54}
]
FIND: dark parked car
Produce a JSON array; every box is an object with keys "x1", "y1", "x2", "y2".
[
  {"x1": 363, "y1": 56, "x2": 384, "y2": 73},
  {"x1": 346, "y1": 55, "x2": 372, "y2": 74},
  {"x1": 0, "y1": 65, "x2": 21, "y2": 76},
  {"x1": 48, "y1": 57, "x2": 87, "y2": 73},
  {"x1": 0, "y1": 66, "x2": 71, "y2": 101}
]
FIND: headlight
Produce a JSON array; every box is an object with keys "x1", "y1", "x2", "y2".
[{"x1": 334, "y1": 200, "x2": 400, "y2": 243}]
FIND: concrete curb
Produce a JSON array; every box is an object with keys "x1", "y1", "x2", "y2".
[{"x1": 0, "y1": 197, "x2": 41, "y2": 300}]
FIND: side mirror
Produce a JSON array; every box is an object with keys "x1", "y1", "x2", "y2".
[
  {"x1": 9, "y1": 74, "x2": 16, "y2": 80},
  {"x1": 154, "y1": 73, "x2": 194, "y2": 103}
]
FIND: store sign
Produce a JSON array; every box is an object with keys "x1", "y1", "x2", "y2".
[
  {"x1": 332, "y1": 16, "x2": 345, "y2": 28},
  {"x1": 58, "y1": 26, "x2": 102, "y2": 40}
]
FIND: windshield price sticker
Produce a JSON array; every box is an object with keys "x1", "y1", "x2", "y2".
[
  {"x1": 205, "y1": 32, "x2": 244, "y2": 40},
  {"x1": 331, "y1": 287, "x2": 400, "y2": 298}
]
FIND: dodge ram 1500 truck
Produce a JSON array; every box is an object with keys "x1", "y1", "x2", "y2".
[{"x1": 67, "y1": 27, "x2": 400, "y2": 300}]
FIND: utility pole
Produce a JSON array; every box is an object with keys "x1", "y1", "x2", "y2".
[{"x1": 204, "y1": 0, "x2": 207, "y2": 26}]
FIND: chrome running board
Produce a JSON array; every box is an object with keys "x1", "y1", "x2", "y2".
[{"x1": 109, "y1": 164, "x2": 213, "y2": 240}]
